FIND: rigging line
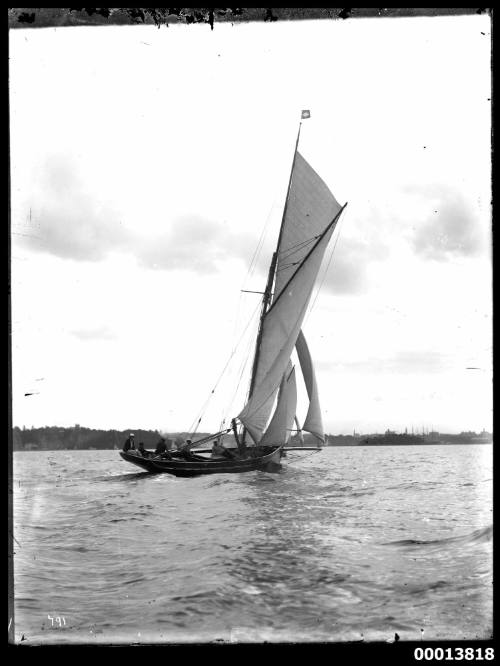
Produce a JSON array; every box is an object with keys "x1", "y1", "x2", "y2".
[
  {"x1": 243, "y1": 196, "x2": 277, "y2": 289},
  {"x1": 304, "y1": 206, "x2": 348, "y2": 326},
  {"x1": 278, "y1": 245, "x2": 314, "y2": 266},
  {"x1": 190, "y1": 418, "x2": 203, "y2": 439},
  {"x1": 189, "y1": 337, "x2": 254, "y2": 435},
  {"x1": 223, "y1": 313, "x2": 259, "y2": 420},
  {"x1": 232, "y1": 197, "x2": 277, "y2": 354},
  {"x1": 246, "y1": 224, "x2": 266, "y2": 280},
  {"x1": 187, "y1": 298, "x2": 262, "y2": 434},
  {"x1": 276, "y1": 261, "x2": 300, "y2": 272},
  {"x1": 278, "y1": 235, "x2": 319, "y2": 260},
  {"x1": 278, "y1": 238, "x2": 314, "y2": 257},
  {"x1": 278, "y1": 235, "x2": 317, "y2": 255},
  {"x1": 224, "y1": 334, "x2": 254, "y2": 420},
  {"x1": 277, "y1": 241, "x2": 319, "y2": 271}
]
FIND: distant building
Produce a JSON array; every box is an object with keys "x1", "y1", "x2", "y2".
[{"x1": 473, "y1": 430, "x2": 492, "y2": 443}]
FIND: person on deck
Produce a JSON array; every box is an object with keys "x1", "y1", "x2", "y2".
[
  {"x1": 179, "y1": 440, "x2": 196, "y2": 459},
  {"x1": 213, "y1": 440, "x2": 240, "y2": 459},
  {"x1": 211, "y1": 440, "x2": 227, "y2": 458},
  {"x1": 155, "y1": 438, "x2": 167, "y2": 455},
  {"x1": 154, "y1": 437, "x2": 172, "y2": 459},
  {"x1": 137, "y1": 442, "x2": 149, "y2": 457},
  {"x1": 123, "y1": 433, "x2": 135, "y2": 452}
]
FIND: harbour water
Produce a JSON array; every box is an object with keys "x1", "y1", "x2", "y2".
[{"x1": 11, "y1": 444, "x2": 492, "y2": 644}]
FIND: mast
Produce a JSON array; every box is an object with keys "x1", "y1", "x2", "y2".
[
  {"x1": 246, "y1": 117, "x2": 303, "y2": 408},
  {"x1": 232, "y1": 418, "x2": 245, "y2": 454}
]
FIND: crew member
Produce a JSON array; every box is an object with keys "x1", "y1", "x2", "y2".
[
  {"x1": 123, "y1": 433, "x2": 135, "y2": 452},
  {"x1": 155, "y1": 437, "x2": 167, "y2": 455},
  {"x1": 211, "y1": 440, "x2": 227, "y2": 458},
  {"x1": 179, "y1": 440, "x2": 195, "y2": 459},
  {"x1": 137, "y1": 442, "x2": 148, "y2": 457}
]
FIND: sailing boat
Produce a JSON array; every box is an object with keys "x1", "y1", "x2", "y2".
[{"x1": 120, "y1": 111, "x2": 347, "y2": 476}]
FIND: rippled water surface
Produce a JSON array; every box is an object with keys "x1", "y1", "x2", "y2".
[{"x1": 12, "y1": 445, "x2": 492, "y2": 644}]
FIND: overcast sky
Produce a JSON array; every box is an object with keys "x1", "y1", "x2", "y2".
[{"x1": 10, "y1": 15, "x2": 492, "y2": 435}]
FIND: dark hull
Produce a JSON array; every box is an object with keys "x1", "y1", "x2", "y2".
[{"x1": 119, "y1": 446, "x2": 282, "y2": 477}]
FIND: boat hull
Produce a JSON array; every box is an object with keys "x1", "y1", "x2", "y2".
[{"x1": 119, "y1": 446, "x2": 282, "y2": 477}]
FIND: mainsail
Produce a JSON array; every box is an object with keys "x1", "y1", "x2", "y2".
[{"x1": 238, "y1": 146, "x2": 344, "y2": 444}]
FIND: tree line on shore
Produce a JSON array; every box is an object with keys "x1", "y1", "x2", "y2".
[
  {"x1": 11, "y1": 426, "x2": 186, "y2": 451},
  {"x1": 11, "y1": 426, "x2": 492, "y2": 451},
  {"x1": 12, "y1": 426, "x2": 320, "y2": 450}
]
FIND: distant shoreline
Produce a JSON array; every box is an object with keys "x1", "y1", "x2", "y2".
[
  {"x1": 11, "y1": 425, "x2": 492, "y2": 451},
  {"x1": 324, "y1": 440, "x2": 492, "y2": 447},
  {"x1": 13, "y1": 441, "x2": 493, "y2": 451}
]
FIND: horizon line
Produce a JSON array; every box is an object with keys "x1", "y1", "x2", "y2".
[{"x1": 11, "y1": 424, "x2": 493, "y2": 437}]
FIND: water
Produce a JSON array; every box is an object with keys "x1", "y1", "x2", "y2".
[{"x1": 11, "y1": 445, "x2": 492, "y2": 644}]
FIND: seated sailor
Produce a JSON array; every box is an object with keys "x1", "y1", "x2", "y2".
[
  {"x1": 155, "y1": 437, "x2": 167, "y2": 454},
  {"x1": 178, "y1": 440, "x2": 196, "y2": 459},
  {"x1": 153, "y1": 437, "x2": 172, "y2": 459},
  {"x1": 123, "y1": 433, "x2": 135, "y2": 452},
  {"x1": 137, "y1": 442, "x2": 149, "y2": 457},
  {"x1": 211, "y1": 439, "x2": 233, "y2": 458}
]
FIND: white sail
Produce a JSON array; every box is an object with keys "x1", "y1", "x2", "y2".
[
  {"x1": 238, "y1": 217, "x2": 339, "y2": 441},
  {"x1": 260, "y1": 365, "x2": 297, "y2": 446},
  {"x1": 273, "y1": 152, "x2": 341, "y2": 302},
  {"x1": 296, "y1": 330, "x2": 324, "y2": 442}
]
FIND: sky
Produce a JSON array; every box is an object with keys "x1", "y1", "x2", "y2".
[{"x1": 9, "y1": 15, "x2": 492, "y2": 435}]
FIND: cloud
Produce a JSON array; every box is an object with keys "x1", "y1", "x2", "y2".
[
  {"x1": 15, "y1": 155, "x2": 130, "y2": 261},
  {"x1": 15, "y1": 155, "x2": 489, "y2": 292},
  {"x1": 406, "y1": 185, "x2": 488, "y2": 260},
  {"x1": 318, "y1": 350, "x2": 452, "y2": 375},
  {"x1": 14, "y1": 156, "x2": 256, "y2": 274},
  {"x1": 136, "y1": 216, "x2": 255, "y2": 274},
  {"x1": 321, "y1": 251, "x2": 367, "y2": 295},
  {"x1": 313, "y1": 183, "x2": 490, "y2": 297},
  {"x1": 318, "y1": 232, "x2": 391, "y2": 295}
]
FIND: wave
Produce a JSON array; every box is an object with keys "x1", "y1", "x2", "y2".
[
  {"x1": 122, "y1": 576, "x2": 148, "y2": 585},
  {"x1": 96, "y1": 472, "x2": 152, "y2": 483},
  {"x1": 382, "y1": 525, "x2": 492, "y2": 548}
]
